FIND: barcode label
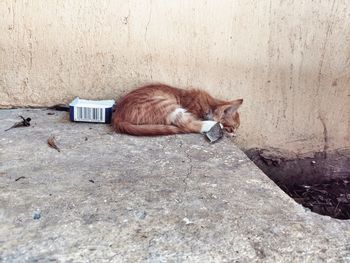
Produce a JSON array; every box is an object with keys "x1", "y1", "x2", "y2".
[{"x1": 74, "y1": 107, "x2": 105, "y2": 122}]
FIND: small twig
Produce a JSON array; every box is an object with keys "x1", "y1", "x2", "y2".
[
  {"x1": 334, "y1": 201, "x2": 341, "y2": 216},
  {"x1": 5, "y1": 116, "x2": 31, "y2": 131},
  {"x1": 15, "y1": 176, "x2": 26, "y2": 182}
]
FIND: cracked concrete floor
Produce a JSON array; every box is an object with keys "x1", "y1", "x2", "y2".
[{"x1": 0, "y1": 109, "x2": 350, "y2": 262}]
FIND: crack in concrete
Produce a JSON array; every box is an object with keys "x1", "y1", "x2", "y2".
[
  {"x1": 318, "y1": 114, "x2": 329, "y2": 159},
  {"x1": 108, "y1": 252, "x2": 118, "y2": 262},
  {"x1": 144, "y1": 0, "x2": 152, "y2": 40},
  {"x1": 183, "y1": 150, "x2": 193, "y2": 193},
  {"x1": 317, "y1": 0, "x2": 337, "y2": 93},
  {"x1": 178, "y1": 138, "x2": 193, "y2": 193},
  {"x1": 144, "y1": 0, "x2": 153, "y2": 80}
]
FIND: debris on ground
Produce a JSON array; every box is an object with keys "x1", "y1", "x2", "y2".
[
  {"x1": 135, "y1": 210, "x2": 147, "y2": 220},
  {"x1": 281, "y1": 178, "x2": 350, "y2": 220},
  {"x1": 182, "y1": 217, "x2": 194, "y2": 225},
  {"x1": 4, "y1": 116, "x2": 31, "y2": 131},
  {"x1": 88, "y1": 179, "x2": 95, "y2": 183},
  {"x1": 33, "y1": 209, "x2": 41, "y2": 220},
  {"x1": 47, "y1": 136, "x2": 60, "y2": 152},
  {"x1": 205, "y1": 122, "x2": 223, "y2": 143},
  {"x1": 14, "y1": 176, "x2": 26, "y2": 182}
]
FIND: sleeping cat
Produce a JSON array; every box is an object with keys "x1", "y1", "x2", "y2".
[{"x1": 112, "y1": 84, "x2": 243, "y2": 136}]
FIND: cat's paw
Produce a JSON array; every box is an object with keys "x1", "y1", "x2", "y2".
[{"x1": 200, "y1": 121, "x2": 219, "y2": 133}]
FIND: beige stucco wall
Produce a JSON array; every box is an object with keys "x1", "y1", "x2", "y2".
[{"x1": 1, "y1": 0, "x2": 349, "y2": 154}]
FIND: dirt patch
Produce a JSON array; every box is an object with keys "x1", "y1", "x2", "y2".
[{"x1": 246, "y1": 148, "x2": 350, "y2": 220}]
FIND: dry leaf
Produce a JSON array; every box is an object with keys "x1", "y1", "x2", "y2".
[{"x1": 47, "y1": 136, "x2": 60, "y2": 152}]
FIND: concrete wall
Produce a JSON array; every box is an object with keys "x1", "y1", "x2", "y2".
[{"x1": 1, "y1": 0, "x2": 349, "y2": 154}]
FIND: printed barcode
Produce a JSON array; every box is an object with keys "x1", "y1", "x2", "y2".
[{"x1": 75, "y1": 107, "x2": 105, "y2": 122}]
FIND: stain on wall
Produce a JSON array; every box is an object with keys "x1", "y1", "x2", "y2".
[{"x1": 0, "y1": 0, "x2": 349, "y2": 154}]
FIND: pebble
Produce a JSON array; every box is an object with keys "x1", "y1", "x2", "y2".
[
  {"x1": 33, "y1": 210, "x2": 41, "y2": 220},
  {"x1": 182, "y1": 217, "x2": 194, "y2": 225},
  {"x1": 135, "y1": 211, "x2": 147, "y2": 220}
]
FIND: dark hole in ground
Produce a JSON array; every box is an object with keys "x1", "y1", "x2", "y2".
[{"x1": 245, "y1": 148, "x2": 350, "y2": 220}]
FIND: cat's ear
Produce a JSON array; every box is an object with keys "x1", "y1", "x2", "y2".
[{"x1": 218, "y1": 99, "x2": 243, "y2": 116}]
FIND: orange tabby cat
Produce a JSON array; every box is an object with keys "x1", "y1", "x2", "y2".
[{"x1": 112, "y1": 84, "x2": 243, "y2": 136}]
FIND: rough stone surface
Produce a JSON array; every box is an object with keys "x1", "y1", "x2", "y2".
[{"x1": 0, "y1": 109, "x2": 350, "y2": 262}]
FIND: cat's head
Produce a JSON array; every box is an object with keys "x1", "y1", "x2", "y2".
[{"x1": 212, "y1": 99, "x2": 243, "y2": 136}]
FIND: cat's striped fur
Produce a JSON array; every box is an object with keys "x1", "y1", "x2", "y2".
[{"x1": 112, "y1": 84, "x2": 242, "y2": 136}]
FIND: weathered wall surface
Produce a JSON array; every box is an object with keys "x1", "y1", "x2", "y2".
[{"x1": 0, "y1": 0, "x2": 349, "y2": 154}]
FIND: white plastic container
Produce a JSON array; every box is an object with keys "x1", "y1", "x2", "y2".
[{"x1": 69, "y1": 97, "x2": 115, "y2": 124}]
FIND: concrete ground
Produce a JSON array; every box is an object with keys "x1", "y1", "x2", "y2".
[{"x1": 0, "y1": 109, "x2": 350, "y2": 263}]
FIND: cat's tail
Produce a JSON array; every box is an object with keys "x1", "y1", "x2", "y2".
[{"x1": 113, "y1": 121, "x2": 184, "y2": 136}]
